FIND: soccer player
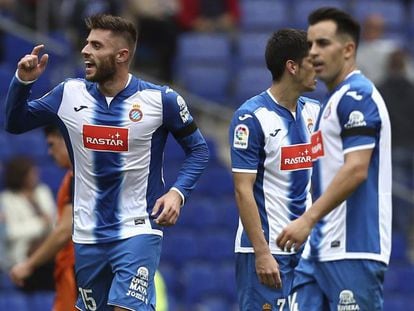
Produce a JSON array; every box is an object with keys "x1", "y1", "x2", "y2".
[
  {"x1": 229, "y1": 29, "x2": 320, "y2": 310},
  {"x1": 10, "y1": 124, "x2": 76, "y2": 311},
  {"x1": 5, "y1": 14, "x2": 209, "y2": 311},
  {"x1": 277, "y1": 8, "x2": 392, "y2": 311}
]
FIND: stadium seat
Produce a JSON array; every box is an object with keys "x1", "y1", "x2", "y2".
[
  {"x1": 30, "y1": 291, "x2": 54, "y2": 311},
  {"x1": 179, "y1": 65, "x2": 230, "y2": 103},
  {"x1": 240, "y1": 1, "x2": 290, "y2": 31},
  {"x1": 0, "y1": 291, "x2": 29, "y2": 310},
  {"x1": 195, "y1": 162, "x2": 234, "y2": 196},
  {"x1": 198, "y1": 296, "x2": 233, "y2": 311},
  {"x1": 198, "y1": 230, "x2": 234, "y2": 261},
  {"x1": 175, "y1": 33, "x2": 231, "y2": 65},
  {"x1": 237, "y1": 32, "x2": 269, "y2": 65},
  {"x1": 162, "y1": 229, "x2": 201, "y2": 267},
  {"x1": 390, "y1": 231, "x2": 408, "y2": 263},
  {"x1": 182, "y1": 262, "x2": 218, "y2": 305},
  {"x1": 291, "y1": 1, "x2": 349, "y2": 29},
  {"x1": 233, "y1": 66, "x2": 271, "y2": 106},
  {"x1": 10, "y1": 130, "x2": 49, "y2": 161}
]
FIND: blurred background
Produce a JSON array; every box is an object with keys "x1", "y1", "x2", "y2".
[{"x1": 0, "y1": 0, "x2": 413, "y2": 310}]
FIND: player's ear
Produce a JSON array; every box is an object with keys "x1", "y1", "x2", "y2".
[
  {"x1": 343, "y1": 40, "x2": 356, "y2": 60},
  {"x1": 116, "y1": 48, "x2": 129, "y2": 64},
  {"x1": 286, "y1": 60, "x2": 297, "y2": 75}
]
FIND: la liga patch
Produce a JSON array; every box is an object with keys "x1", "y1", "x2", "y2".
[{"x1": 233, "y1": 124, "x2": 249, "y2": 149}]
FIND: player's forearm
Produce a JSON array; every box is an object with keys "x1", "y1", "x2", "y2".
[
  {"x1": 172, "y1": 130, "x2": 209, "y2": 201},
  {"x1": 26, "y1": 224, "x2": 71, "y2": 270},
  {"x1": 306, "y1": 160, "x2": 368, "y2": 226},
  {"x1": 235, "y1": 191, "x2": 270, "y2": 255},
  {"x1": 5, "y1": 77, "x2": 37, "y2": 133}
]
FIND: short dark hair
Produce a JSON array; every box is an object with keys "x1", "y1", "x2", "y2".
[
  {"x1": 308, "y1": 7, "x2": 360, "y2": 48},
  {"x1": 43, "y1": 124, "x2": 61, "y2": 137},
  {"x1": 4, "y1": 156, "x2": 35, "y2": 191},
  {"x1": 85, "y1": 14, "x2": 138, "y2": 51},
  {"x1": 265, "y1": 28, "x2": 309, "y2": 82}
]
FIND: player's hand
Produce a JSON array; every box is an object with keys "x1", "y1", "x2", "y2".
[
  {"x1": 255, "y1": 251, "x2": 282, "y2": 288},
  {"x1": 9, "y1": 262, "x2": 33, "y2": 287},
  {"x1": 151, "y1": 190, "x2": 182, "y2": 226},
  {"x1": 17, "y1": 44, "x2": 49, "y2": 82},
  {"x1": 276, "y1": 216, "x2": 313, "y2": 252}
]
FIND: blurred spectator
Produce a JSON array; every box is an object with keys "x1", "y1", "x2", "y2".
[
  {"x1": 379, "y1": 49, "x2": 414, "y2": 151},
  {"x1": 0, "y1": 156, "x2": 55, "y2": 289},
  {"x1": 123, "y1": 0, "x2": 179, "y2": 82},
  {"x1": 379, "y1": 49, "x2": 414, "y2": 261},
  {"x1": 178, "y1": 0, "x2": 240, "y2": 33},
  {"x1": 357, "y1": 13, "x2": 400, "y2": 84}
]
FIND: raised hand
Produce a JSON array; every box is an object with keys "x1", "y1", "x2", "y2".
[{"x1": 17, "y1": 44, "x2": 49, "y2": 82}]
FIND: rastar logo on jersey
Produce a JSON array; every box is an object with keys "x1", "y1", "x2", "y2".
[
  {"x1": 311, "y1": 130, "x2": 325, "y2": 160},
  {"x1": 83, "y1": 124, "x2": 129, "y2": 152},
  {"x1": 280, "y1": 143, "x2": 313, "y2": 171}
]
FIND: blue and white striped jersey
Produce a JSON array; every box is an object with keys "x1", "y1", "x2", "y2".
[
  {"x1": 303, "y1": 71, "x2": 392, "y2": 264},
  {"x1": 5, "y1": 74, "x2": 209, "y2": 244},
  {"x1": 229, "y1": 90, "x2": 320, "y2": 255}
]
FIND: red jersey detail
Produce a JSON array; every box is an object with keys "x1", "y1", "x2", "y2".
[
  {"x1": 83, "y1": 124, "x2": 129, "y2": 152},
  {"x1": 311, "y1": 130, "x2": 325, "y2": 160},
  {"x1": 280, "y1": 143, "x2": 313, "y2": 171}
]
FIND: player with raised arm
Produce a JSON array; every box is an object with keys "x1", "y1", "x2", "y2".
[{"x1": 5, "y1": 14, "x2": 209, "y2": 311}]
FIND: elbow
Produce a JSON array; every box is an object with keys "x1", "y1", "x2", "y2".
[{"x1": 351, "y1": 164, "x2": 369, "y2": 184}]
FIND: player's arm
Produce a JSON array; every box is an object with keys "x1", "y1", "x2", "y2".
[
  {"x1": 277, "y1": 148, "x2": 372, "y2": 251},
  {"x1": 233, "y1": 172, "x2": 282, "y2": 288},
  {"x1": 152, "y1": 90, "x2": 209, "y2": 226},
  {"x1": 5, "y1": 45, "x2": 61, "y2": 133},
  {"x1": 9, "y1": 202, "x2": 72, "y2": 286}
]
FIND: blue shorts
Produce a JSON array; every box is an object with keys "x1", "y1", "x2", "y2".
[
  {"x1": 291, "y1": 258, "x2": 387, "y2": 311},
  {"x1": 236, "y1": 252, "x2": 301, "y2": 311},
  {"x1": 74, "y1": 234, "x2": 162, "y2": 311}
]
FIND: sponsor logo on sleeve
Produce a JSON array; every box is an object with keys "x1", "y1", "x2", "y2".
[
  {"x1": 344, "y1": 110, "x2": 366, "y2": 129},
  {"x1": 311, "y1": 130, "x2": 324, "y2": 160},
  {"x1": 177, "y1": 96, "x2": 190, "y2": 123},
  {"x1": 233, "y1": 124, "x2": 249, "y2": 149},
  {"x1": 238, "y1": 114, "x2": 253, "y2": 121},
  {"x1": 280, "y1": 143, "x2": 313, "y2": 171},
  {"x1": 83, "y1": 124, "x2": 129, "y2": 152}
]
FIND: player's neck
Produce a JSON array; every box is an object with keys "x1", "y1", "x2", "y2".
[
  {"x1": 98, "y1": 70, "x2": 130, "y2": 97},
  {"x1": 326, "y1": 61, "x2": 357, "y2": 91},
  {"x1": 269, "y1": 83, "x2": 299, "y2": 113}
]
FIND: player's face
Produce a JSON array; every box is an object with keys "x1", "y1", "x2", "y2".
[
  {"x1": 81, "y1": 29, "x2": 118, "y2": 82},
  {"x1": 46, "y1": 134, "x2": 71, "y2": 169},
  {"x1": 308, "y1": 20, "x2": 348, "y2": 89},
  {"x1": 297, "y1": 55, "x2": 317, "y2": 92}
]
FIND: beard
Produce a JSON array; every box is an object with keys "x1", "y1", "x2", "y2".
[{"x1": 86, "y1": 56, "x2": 117, "y2": 83}]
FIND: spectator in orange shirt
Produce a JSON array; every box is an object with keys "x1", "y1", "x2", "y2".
[{"x1": 10, "y1": 124, "x2": 76, "y2": 311}]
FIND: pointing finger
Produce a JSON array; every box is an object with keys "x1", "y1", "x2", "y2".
[{"x1": 31, "y1": 44, "x2": 45, "y2": 56}]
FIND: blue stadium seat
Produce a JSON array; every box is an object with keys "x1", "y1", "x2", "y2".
[
  {"x1": 237, "y1": 32, "x2": 269, "y2": 65},
  {"x1": 0, "y1": 64, "x2": 13, "y2": 99},
  {"x1": 179, "y1": 65, "x2": 230, "y2": 103},
  {"x1": 10, "y1": 130, "x2": 49, "y2": 161},
  {"x1": 176, "y1": 33, "x2": 231, "y2": 65},
  {"x1": 182, "y1": 262, "x2": 218, "y2": 304},
  {"x1": 233, "y1": 66, "x2": 270, "y2": 106},
  {"x1": 199, "y1": 230, "x2": 234, "y2": 261},
  {"x1": 3, "y1": 34, "x2": 33, "y2": 66},
  {"x1": 30, "y1": 291, "x2": 54, "y2": 311},
  {"x1": 195, "y1": 162, "x2": 234, "y2": 196},
  {"x1": 198, "y1": 296, "x2": 232, "y2": 311},
  {"x1": 0, "y1": 291, "x2": 29, "y2": 310},
  {"x1": 390, "y1": 231, "x2": 408, "y2": 263},
  {"x1": 162, "y1": 229, "x2": 201, "y2": 267},
  {"x1": 291, "y1": 1, "x2": 349, "y2": 29},
  {"x1": 240, "y1": 1, "x2": 290, "y2": 31},
  {"x1": 217, "y1": 263, "x2": 237, "y2": 302}
]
